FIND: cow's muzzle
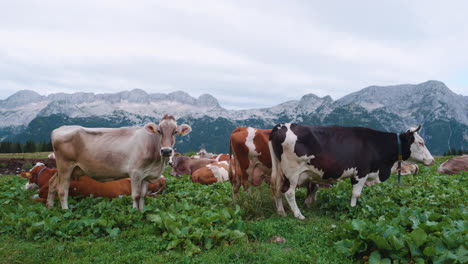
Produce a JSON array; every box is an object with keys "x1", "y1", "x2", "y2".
[{"x1": 160, "y1": 147, "x2": 173, "y2": 157}]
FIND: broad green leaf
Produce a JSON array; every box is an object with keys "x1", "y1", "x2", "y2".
[
  {"x1": 166, "y1": 239, "x2": 180, "y2": 250},
  {"x1": 409, "y1": 228, "x2": 427, "y2": 247},
  {"x1": 369, "y1": 234, "x2": 392, "y2": 250},
  {"x1": 108, "y1": 228, "x2": 120, "y2": 237},
  {"x1": 368, "y1": 251, "x2": 381, "y2": 264},
  {"x1": 351, "y1": 219, "x2": 367, "y2": 231}
]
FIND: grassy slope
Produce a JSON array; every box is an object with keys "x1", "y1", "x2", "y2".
[
  {"x1": 0, "y1": 152, "x2": 50, "y2": 159},
  {"x1": 0, "y1": 156, "x2": 465, "y2": 264}
]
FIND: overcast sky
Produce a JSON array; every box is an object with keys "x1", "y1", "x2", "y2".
[{"x1": 0, "y1": 0, "x2": 467, "y2": 109}]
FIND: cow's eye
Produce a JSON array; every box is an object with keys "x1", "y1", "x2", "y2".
[
  {"x1": 157, "y1": 130, "x2": 161, "y2": 134},
  {"x1": 419, "y1": 142, "x2": 424, "y2": 146},
  {"x1": 173, "y1": 131, "x2": 177, "y2": 135}
]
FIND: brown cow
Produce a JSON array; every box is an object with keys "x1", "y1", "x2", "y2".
[
  {"x1": 169, "y1": 155, "x2": 216, "y2": 177},
  {"x1": 229, "y1": 127, "x2": 272, "y2": 200},
  {"x1": 391, "y1": 161, "x2": 419, "y2": 176},
  {"x1": 21, "y1": 163, "x2": 166, "y2": 204},
  {"x1": 192, "y1": 161, "x2": 230, "y2": 185},
  {"x1": 49, "y1": 114, "x2": 191, "y2": 210},
  {"x1": 210, "y1": 153, "x2": 230, "y2": 162},
  {"x1": 437, "y1": 155, "x2": 468, "y2": 174}
]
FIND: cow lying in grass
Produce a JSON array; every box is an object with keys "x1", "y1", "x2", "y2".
[
  {"x1": 169, "y1": 154, "x2": 230, "y2": 184},
  {"x1": 21, "y1": 163, "x2": 166, "y2": 204},
  {"x1": 437, "y1": 155, "x2": 468, "y2": 174},
  {"x1": 192, "y1": 161, "x2": 230, "y2": 185},
  {"x1": 391, "y1": 161, "x2": 419, "y2": 175}
]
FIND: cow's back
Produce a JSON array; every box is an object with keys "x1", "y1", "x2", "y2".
[
  {"x1": 52, "y1": 125, "x2": 161, "y2": 181},
  {"x1": 438, "y1": 156, "x2": 468, "y2": 174}
]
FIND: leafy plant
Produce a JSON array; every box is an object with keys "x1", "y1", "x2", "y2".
[{"x1": 21, "y1": 162, "x2": 33, "y2": 171}]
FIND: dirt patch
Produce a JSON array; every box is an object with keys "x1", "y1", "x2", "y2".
[{"x1": 0, "y1": 158, "x2": 56, "y2": 175}]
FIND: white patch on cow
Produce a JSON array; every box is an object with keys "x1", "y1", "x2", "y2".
[
  {"x1": 351, "y1": 175, "x2": 368, "y2": 207},
  {"x1": 246, "y1": 127, "x2": 258, "y2": 155},
  {"x1": 32, "y1": 162, "x2": 45, "y2": 169},
  {"x1": 365, "y1": 170, "x2": 381, "y2": 187},
  {"x1": 339, "y1": 167, "x2": 358, "y2": 180},
  {"x1": 24, "y1": 182, "x2": 39, "y2": 190},
  {"x1": 48, "y1": 153, "x2": 55, "y2": 159},
  {"x1": 408, "y1": 132, "x2": 435, "y2": 166},
  {"x1": 208, "y1": 164, "x2": 229, "y2": 182},
  {"x1": 31, "y1": 194, "x2": 39, "y2": 199}
]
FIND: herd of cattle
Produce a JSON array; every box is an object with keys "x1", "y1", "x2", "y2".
[{"x1": 19, "y1": 114, "x2": 467, "y2": 219}]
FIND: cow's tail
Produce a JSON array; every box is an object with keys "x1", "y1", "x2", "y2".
[{"x1": 269, "y1": 140, "x2": 283, "y2": 200}]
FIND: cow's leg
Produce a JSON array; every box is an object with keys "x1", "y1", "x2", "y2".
[
  {"x1": 130, "y1": 174, "x2": 143, "y2": 211},
  {"x1": 274, "y1": 192, "x2": 286, "y2": 217},
  {"x1": 46, "y1": 174, "x2": 58, "y2": 208},
  {"x1": 350, "y1": 175, "x2": 368, "y2": 207},
  {"x1": 305, "y1": 183, "x2": 318, "y2": 208},
  {"x1": 231, "y1": 175, "x2": 242, "y2": 202},
  {"x1": 57, "y1": 168, "x2": 73, "y2": 209},
  {"x1": 138, "y1": 180, "x2": 149, "y2": 210},
  {"x1": 283, "y1": 174, "x2": 304, "y2": 220}
]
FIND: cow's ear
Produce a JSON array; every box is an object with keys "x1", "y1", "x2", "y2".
[
  {"x1": 177, "y1": 124, "x2": 192, "y2": 136},
  {"x1": 407, "y1": 124, "x2": 422, "y2": 133},
  {"x1": 144, "y1": 123, "x2": 159, "y2": 134},
  {"x1": 21, "y1": 172, "x2": 31, "y2": 179}
]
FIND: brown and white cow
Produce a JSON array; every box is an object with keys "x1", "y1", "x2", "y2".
[
  {"x1": 229, "y1": 127, "x2": 272, "y2": 200},
  {"x1": 169, "y1": 155, "x2": 216, "y2": 177},
  {"x1": 391, "y1": 161, "x2": 419, "y2": 176},
  {"x1": 192, "y1": 161, "x2": 230, "y2": 185},
  {"x1": 210, "y1": 153, "x2": 230, "y2": 162},
  {"x1": 270, "y1": 124, "x2": 435, "y2": 219},
  {"x1": 437, "y1": 155, "x2": 468, "y2": 174},
  {"x1": 21, "y1": 163, "x2": 166, "y2": 203},
  {"x1": 48, "y1": 114, "x2": 191, "y2": 210}
]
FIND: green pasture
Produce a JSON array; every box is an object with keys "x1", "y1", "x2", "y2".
[
  {"x1": 0, "y1": 156, "x2": 466, "y2": 264},
  {"x1": 0, "y1": 152, "x2": 51, "y2": 159}
]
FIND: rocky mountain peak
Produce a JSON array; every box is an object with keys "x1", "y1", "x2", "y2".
[
  {"x1": 0, "y1": 90, "x2": 43, "y2": 108},
  {"x1": 167, "y1": 91, "x2": 196, "y2": 105},
  {"x1": 196, "y1": 94, "x2": 220, "y2": 108}
]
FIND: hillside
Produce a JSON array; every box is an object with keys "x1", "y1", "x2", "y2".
[{"x1": 1, "y1": 80, "x2": 467, "y2": 154}]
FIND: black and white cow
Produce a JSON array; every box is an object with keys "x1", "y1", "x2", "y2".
[{"x1": 269, "y1": 123, "x2": 434, "y2": 219}]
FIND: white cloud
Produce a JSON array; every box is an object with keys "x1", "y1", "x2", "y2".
[{"x1": 0, "y1": 0, "x2": 467, "y2": 108}]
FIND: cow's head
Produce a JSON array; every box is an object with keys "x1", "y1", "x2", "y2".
[
  {"x1": 20, "y1": 162, "x2": 45, "y2": 190},
  {"x1": 400, "y1": 125, "x2": 435, "y2": 166},
  {"x1": 144, "y1": 114, "x2": 192, "y2": 158},
  {"x1": 168, "y1": 152, "x2": 181, "y2": 166}
]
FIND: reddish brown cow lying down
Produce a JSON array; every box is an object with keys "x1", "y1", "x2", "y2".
[
  {"x1": 209, "y1": 154, "x2": 230, "y2": 162},
  {"x1": 437, "y1": 155, "x2": 468, "y2": 175},
  {"x1": 21, "y1": 163, "x2": 166, "y2": 204},
  {"x1": 169, "y1": 155, "x2": 216, "y2": 177},
  {"x1": 192, "y1": 161, "x2": 230, "y2": 185},
  {"x1": 391, "y1": 161, "x2": 419, "y2": 176}
]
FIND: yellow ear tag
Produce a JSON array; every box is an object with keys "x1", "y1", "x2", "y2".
[{"x1": 26, "y1": 173, "x2": 31, "y2": 176}]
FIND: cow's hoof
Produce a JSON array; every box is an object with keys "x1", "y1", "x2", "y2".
[
  {"x1": 295, "y1": 214, "x2": 305, "y2": 220},
  {"x1": 277, "y1": 210, "x2": 287, "y2": 217}
]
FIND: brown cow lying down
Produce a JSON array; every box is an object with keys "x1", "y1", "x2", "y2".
[
  {"x1": 21, "y1": 163, "x2": 166, "y2": 203},
  {"x1": 391, "y1": 161, "x2": 419, "y2": 176},
  {"x1": 169, "y1": 155, "x2": 216, "y2": 177},
  {"x1": 437, "y1": 155, "x2": 468, "y2": 175},
  {"x1": 209, "y1": 154, "x2": 230, "y2": 162},
  {"x1": 192, "y1": 161, "x2": 230, "y2": 185}
]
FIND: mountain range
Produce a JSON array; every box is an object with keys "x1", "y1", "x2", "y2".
[{"x1": 1, "y1": 80, "x2": 467, "y2": 155}]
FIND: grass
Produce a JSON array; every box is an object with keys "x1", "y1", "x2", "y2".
[
  {"x1": 0, "y1": 156, "x2": 465, "y2": 263},
  {"x1": 0, "y1": 152, "x2": 51, "y2": 159}
]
